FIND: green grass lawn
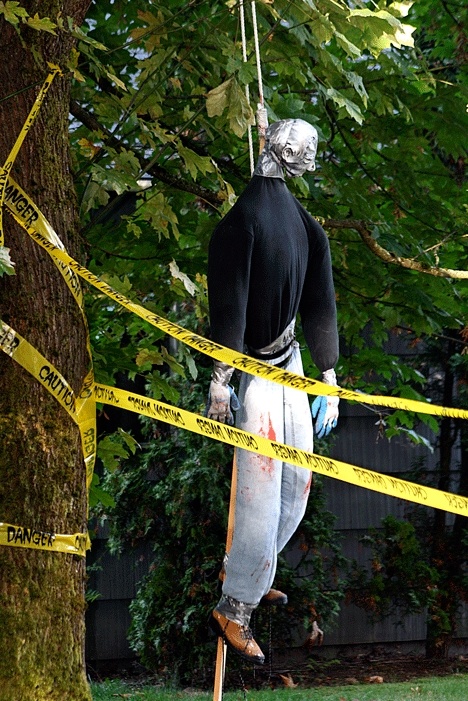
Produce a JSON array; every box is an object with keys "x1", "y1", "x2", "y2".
[{"x1": 91, "y1": 674, "x2": 468, "y2": 700}]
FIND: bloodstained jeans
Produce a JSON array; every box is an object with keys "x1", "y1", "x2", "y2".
[{"x1": 216, "y1": 342, "x2": 313, "y2": 626}]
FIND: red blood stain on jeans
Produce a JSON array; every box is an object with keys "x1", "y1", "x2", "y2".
[
  {"x1": 267, "y1": 415, "x2": 276, "y2": 441},
  {"x1": 253, "y1": 559, "x2": 272, "y2": 583},
  {"x1": 257, "y1": 414, "x2": 276, "y2": 441},
  {"x1": 304, "y1": 472, "x2": 312, "y2": 496},
  {"x1": 256, "y1": 414, "x2": 276, "y2": 475}
]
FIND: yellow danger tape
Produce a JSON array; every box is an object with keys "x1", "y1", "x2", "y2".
[
  {"x1": 94, "y1": 383, "x2": 468, "y2": 518},
  {"x1": 4, "y1": 176, "x2": 84, "y2": 308},
  {"x1": 0, "y1": 65, "x2": 61, "y2": 247},
  {"x1": 4, "y1": 181, "x2": 96, "y2": 484},
  {"x1": 0, "y1": 69, "x2": 96, "y2": 487},
  {"x1": 0, "y1": 68, "x2": 93, "y2": 556},
  {"x1": 21, "y1": 227, "x2": 468, "y2": 421},
  {"x1": 0, "y1": 523, "x2": 89, "y2": 557},
  {"x1": 0, "y1": 322, "x2": 91, "y2": 556}
]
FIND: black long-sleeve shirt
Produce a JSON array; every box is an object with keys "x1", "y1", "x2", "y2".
[{"x1": 208, "y1": 175, "x2": 338, "y2": 372}]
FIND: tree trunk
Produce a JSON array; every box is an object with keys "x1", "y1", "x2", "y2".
[{"x1": 0, "y1": 2, "x2": 91, "y2": 699}]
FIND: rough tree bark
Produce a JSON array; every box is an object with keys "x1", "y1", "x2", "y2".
[{"x1": 0, "y1": 2, "x2": 91, "y2": 699}]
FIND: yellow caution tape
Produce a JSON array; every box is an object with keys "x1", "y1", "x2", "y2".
[
  {"x1": 0, "y1": 320, "x2": 78, "y2": 417},
  {"x1": 0, "y1": 322, "x2": 91, "y2": 556},
  {"x1": 20, "y1": 226, "x2": 468, "y2": 421},
  {"x1": 2, "y1": 312, "x2": 466, "y2": 520},
  {"x1": 4, "y1": 312, "x2": 465, "y2": 518},
  {"x1": 0, "y1": 67, "x2": 94, "y2": 554},
  {"x1": 4, "y1": 176, "x2": 84, "y2": 308},
  {"x1": 94, "y1": 383, "x2": 468, "y2": 518},
  {"x1": 0, "y1": 318, "x2": 96, "y2": 490},
  {"x1": 3, "y1": 177, "x2": 96, "y2": 486},
  {"x1": 0, "y1": 522, "x2": 89, "y2": 557},
  {"x1": 0, "y1": 65, "x2": 61, "y2": 247},
  {"x1": 77, "y1": 369, "x2": 97, "y2": 489},
  {"x1": 1, "y1": 64, "x2": 467, "y2": 544}
]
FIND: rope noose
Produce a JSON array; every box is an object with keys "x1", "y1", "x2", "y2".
[{"x1": 240, "y1": 0, "x2": 268, "y2": 171}]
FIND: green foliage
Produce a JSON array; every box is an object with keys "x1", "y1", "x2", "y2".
[
  {"x1": 0, "y1": 1, "x2": 27, "y2": 26},
  {"x1": 346, "y1": 508, "x2": 468, "y2": 654},
  {"x1": 88, "y1": 473, "x2": 115, "y2": 509},
  {"x1": 25, "y1": 14, "x2": 57, "y2": 34},
  {"x1": 347, "y1": 515, "x2": 439, "y2": 618},
  {"x1": 97, "y1": 428, "x2": 139, "y2": 473},
  {"x1": 206, "y1": 77, "x2": 255, "y2": 138},
  {"x1": 0, "y1": 247, "x2": 15, "y2": 277},
  {"x1": 0, "y1": 1, "x2": 57, "y2": 33}
]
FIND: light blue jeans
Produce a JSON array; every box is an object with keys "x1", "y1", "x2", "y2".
[{"x1": 216, "y1": 342, "x2": 313, "y2": 626}]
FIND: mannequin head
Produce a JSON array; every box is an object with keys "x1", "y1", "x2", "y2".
[{"x1": 254, "y1": 119, "x2": 318, "y2": 178}]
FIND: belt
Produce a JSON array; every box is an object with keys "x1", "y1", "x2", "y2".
[{"x1": 248, "y1": 320, "x2": 296, "y2": 367}]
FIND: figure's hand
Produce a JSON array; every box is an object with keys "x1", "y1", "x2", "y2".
[
  {"x1": 311, "y1": 368, "x2": 339, "y2": 438},
  {"x1": 311, "y1": 395, "x2": 339, "y2": 438},
  {"x1": 206, "y1": 381, "x2": 240, "y2": 425}
]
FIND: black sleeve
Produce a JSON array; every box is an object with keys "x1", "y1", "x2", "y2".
[
  {"x1": 208, "y1": 223, "x2": 254, "y2": 353},
  {"x1": 299, "y1": 219, "x2": 339, "y2": 372}
]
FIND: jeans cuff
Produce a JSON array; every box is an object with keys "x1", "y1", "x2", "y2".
[{"x1": 216, "y1": 595, "x2": 256, "y2": 627}]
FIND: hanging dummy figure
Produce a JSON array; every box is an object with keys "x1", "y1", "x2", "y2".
[{"x1": 206, "y1": 118, "x2": 339, "y2": 664}]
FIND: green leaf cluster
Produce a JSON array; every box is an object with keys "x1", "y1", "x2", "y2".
[
  {"x1": 0, "y1": 1, "x2": 57, "y2": 33},
  {"x1": 347, "y1": 514, "x2": 440, "y2": 619},
  {"x1": 0, "y1": 247, "x2": 16, "y2": 277}
]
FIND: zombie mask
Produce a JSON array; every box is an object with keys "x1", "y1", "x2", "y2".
[{"x1": 255, "y1": 119, "x2": 318, "y2": 179}]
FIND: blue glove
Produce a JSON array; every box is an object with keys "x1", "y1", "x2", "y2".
[
  {"x1": 229, "y1": 385, "x2": 241, "y2": 411},
  {"x1": 311, "y1": 395, "x2": 339, "y2": 438}
]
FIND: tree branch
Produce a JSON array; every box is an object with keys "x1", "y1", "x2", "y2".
[
  {"x1": 69, "y1": 100, "x2": 224, "y2": 209},
  {"x1": 323, "y1": 218, "x2": 468, "y2": 280},
  {"x1": 70, "y1": 102, "x2": 467, "y2": 279}
]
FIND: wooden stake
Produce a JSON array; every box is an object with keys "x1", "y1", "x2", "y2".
[
  {"x1": 213, "y1": 637, "x2": 227, "y2": 701},
  {"x1": 212, "y1": 454, "x2": 237, "y2": 700}
]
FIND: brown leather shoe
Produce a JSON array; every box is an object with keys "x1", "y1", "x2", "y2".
[
  {"x1": 218, "y1": 567, "x2": 288, "y2": 606},
  {"x1": 260, "y1": 588, "x2": 288, "y2": 606},
  {"x1": 211, "y1": 610, "x2": 265, "y2": 664}
]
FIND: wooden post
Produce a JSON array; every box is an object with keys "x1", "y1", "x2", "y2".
[
  {"x1": 213, "y1": 637, "x2": 227, "y2": 701},
  {"x1": 212, "y1": 454, "x2": 237, "y2": 700}
]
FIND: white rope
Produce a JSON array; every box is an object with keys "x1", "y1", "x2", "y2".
[
  {"x1": 251, "y1": 1, "x2": 268, "y2": 150},
  {"x1": 240, "y1": 0, "x2": 255, "y2": 174},
  {"x1": 251, "y1": 1, "x2": 264, "y2": 107},
  {"x1": 239, "y1": 0, "x2": 268, "y2": 169}
]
